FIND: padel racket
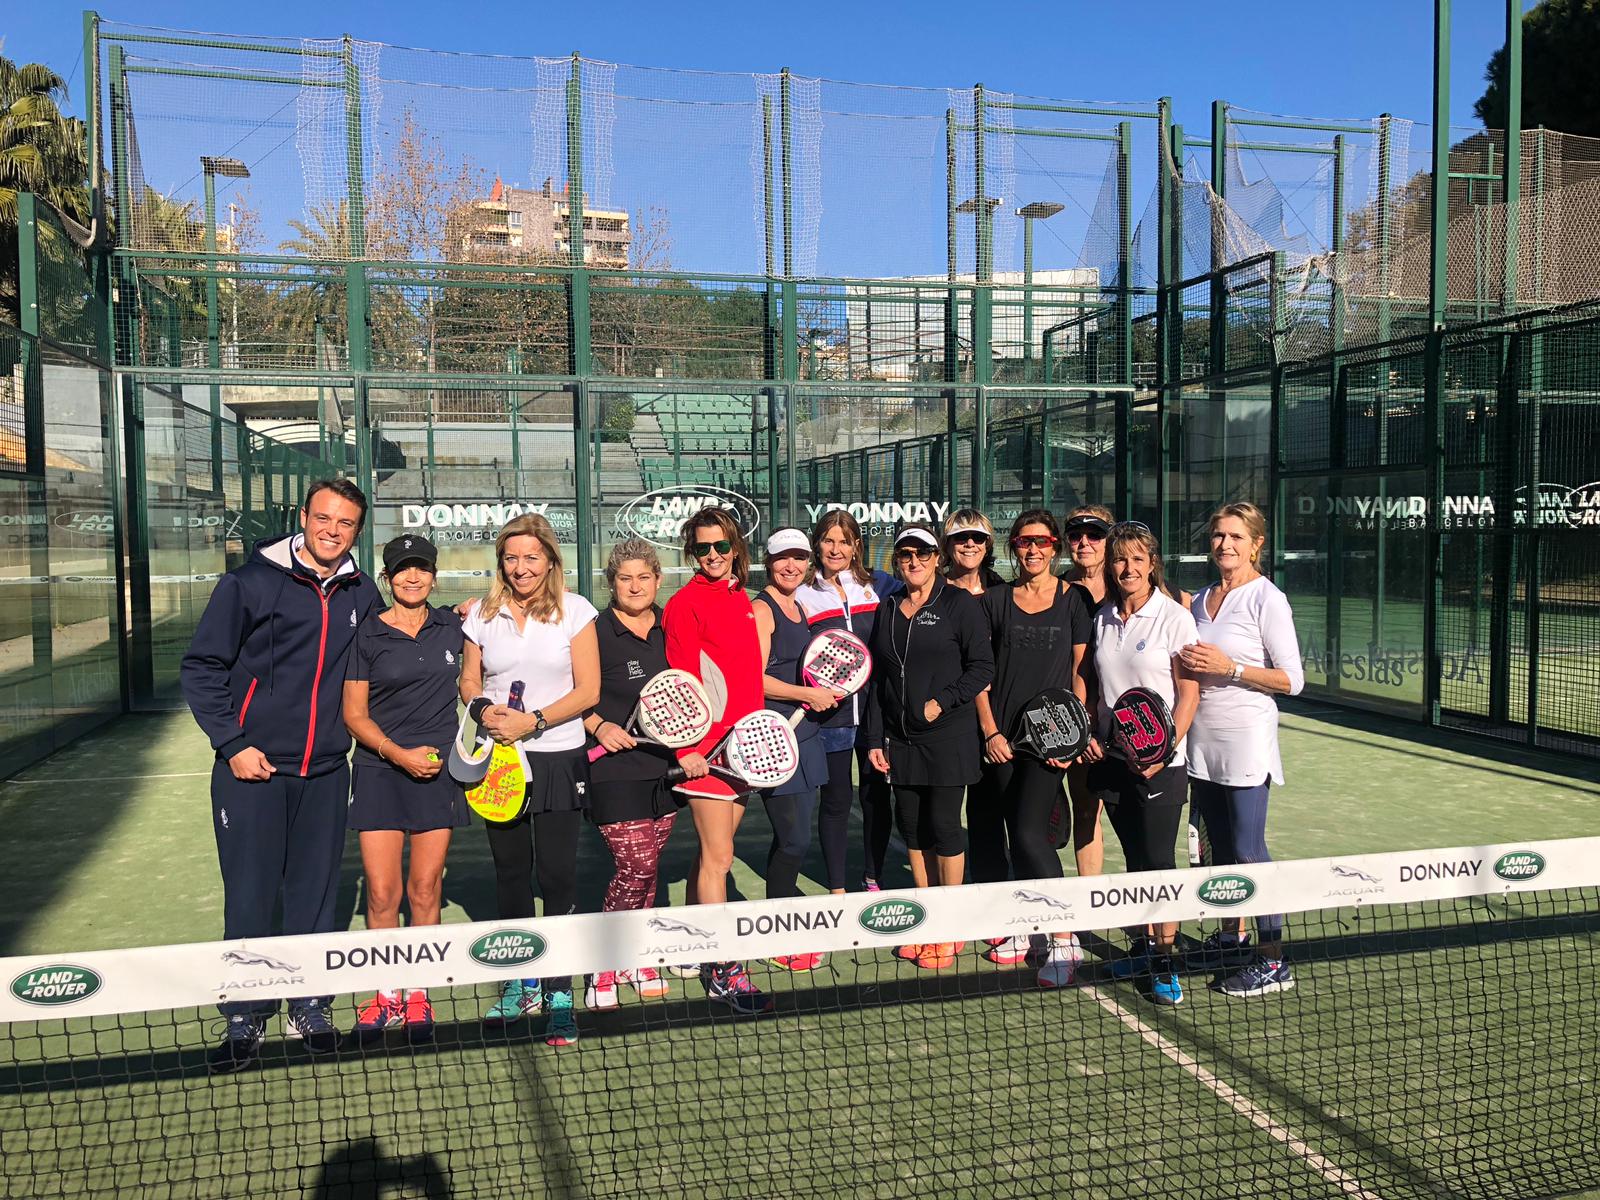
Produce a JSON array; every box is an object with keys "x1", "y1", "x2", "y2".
[
  {"x1": 789, "y1": 628, "x2": 872, "y2": 728},
  {"x1": 588, "y1": 669, "x2": 714, "y2": 763},
  {"x1": 1009, "y1": 688, "x2": 1092, "y2": 763},
  {"x1": 665, "y1": 710, "x2": 800, "y2": 792},
  {"x1": 459, "y1": 680, "x2": 531, "y2": 823},
  {"x1": 1108, "y1": 685, "x2": 1177, "y2": 769}
]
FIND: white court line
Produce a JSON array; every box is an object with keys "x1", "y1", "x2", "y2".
[
  {"x1": 1082, "y1": 984, "x2": 1382, "y2": 1200},
  {"x1": 5, "y1": 771, "x2": 212, "y2": 785}
]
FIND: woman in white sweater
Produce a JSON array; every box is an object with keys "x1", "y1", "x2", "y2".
[{"x1": 1177, "y1": 502, "x2": 1305, "y2": 998}]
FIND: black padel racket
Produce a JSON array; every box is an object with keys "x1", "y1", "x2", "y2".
[
  {"x1": 789, "y1": 628, "x2": 873, "y2": 729},
  {"x1": 1108, "y1": 685, "x2": 1177, "y2": 769},
  {"x1": 1009, "y1": 688, "x2": 1092, "y2": 763},
  {"x1": 588, "y1": 669, "x2": 714, "y2": 763},
  {"x1": 665, "y1": 710, "x2": 800, "y2": 791}
]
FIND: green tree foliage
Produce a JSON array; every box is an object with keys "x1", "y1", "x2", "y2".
[
  {"x1": 1, "y1": 56, "x2": 92, "y2": 324},
  {"x1": 1475, "y1": 0, "x2": 1600, "y2": 138}
]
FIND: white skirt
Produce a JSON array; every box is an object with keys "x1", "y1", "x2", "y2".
[{"x1": 1184, "y1": 718, "x2": 1283, "y2": 788}]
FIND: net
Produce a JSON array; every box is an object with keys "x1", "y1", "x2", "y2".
[{"x1": 2, "y1": 838, "x2": 1596, "y2": 1199}]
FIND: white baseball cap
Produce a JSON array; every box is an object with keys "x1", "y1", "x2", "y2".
[{"x1": 765, "y1": 528, "x2": 812, "y2": 557}]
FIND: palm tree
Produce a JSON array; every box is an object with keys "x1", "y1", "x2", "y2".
[{"x1": 1, "y1": 56, "x2": 92, "y2": 324}]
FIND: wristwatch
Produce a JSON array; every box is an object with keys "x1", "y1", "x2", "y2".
[
  {"x1": 1230, "y1": 663, "x2": 1245, "y2": 682},
  {"x1": 532, "y1": 709, "x2": 548, "y2": 738}
]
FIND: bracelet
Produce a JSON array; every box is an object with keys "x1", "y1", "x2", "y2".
[
  {"x1": 596, "y1": 720, "x2": 614, "y2": 737},
  {"x1": 377, "y1": 737, "x2": 391, "y2": 761},
  {"x1": 984, "y1": 731, "x2": 1004, "y2": 744}
]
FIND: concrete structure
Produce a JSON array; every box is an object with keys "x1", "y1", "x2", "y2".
[{"x1": 454, "y1": 178, "x2": 631, "y2": 267}]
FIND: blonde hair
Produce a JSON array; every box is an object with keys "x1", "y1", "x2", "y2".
[
  {"x1": 1068, "y1": 503, "x2": 1115, "y2": 524},
  {"x1": 481, "y1": 514, "x2": 565, "y2": 623},
  {"x1": 1209, "y1": 501, "x2": 1268, "y2": 565},
  {"x1": 681, "y1": 508, "x2": 752, "y2": 588},
  {"x1": 942, "y1": 507, "x2": 998, "y2": 581},
  {"x1": 806, "y1": 510, "x2": 872, "y2": 586},
  {"x1": 605, "y1": 537, "x2": 662, "y2": 587}
]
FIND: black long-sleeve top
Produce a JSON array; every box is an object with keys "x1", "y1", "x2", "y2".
[{"x1": 862, "y1": 577, "x2": 995, "y2": 751}]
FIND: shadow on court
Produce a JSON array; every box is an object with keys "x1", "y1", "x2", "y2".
[{"x1": 310, "y1": 1140, "x2": 450, "y2": 1199}]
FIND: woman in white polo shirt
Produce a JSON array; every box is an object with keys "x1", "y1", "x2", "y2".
[
  {"x1": 460, "y1": 513, "x2": 599, "y2": 1046},
  {"x1": 1177, "y1": 502, "x2": 1304, "y2": 998},
  {"x1": 1084, "y1": 521, "x2": 1199, "y2": 1007}
]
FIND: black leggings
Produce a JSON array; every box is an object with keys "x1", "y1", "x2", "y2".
[
  {"x1": 485, "y1": 808, "x2": 582, "y2": 991},
  {"x1": 819, "y1": 745, "x2": 894, "y2": 888},
  {"x1": 762, "y1": 789, "x2": 818, "y2": 900},
  {"x1": 969, "y1": 758, "x2": 1067, "y2": 885},
  {"x1": 1106, "y1": 801, "x2": 1185, "y2": 874},
  {"x1": 892, "y1": 784, "x2": 966, "y2": 858}
]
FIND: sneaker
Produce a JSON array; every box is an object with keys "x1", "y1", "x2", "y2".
[
  {"x1": 983, "y1": 935, "x2": 1030, "y2": 966},
  {"x1": 208, "y1": 1012, "x2": 266, "y2": 1075},
  {"x1": 544, "y1": 989, "x2": 579, "y2": 1046},
  {"x1": 483, "y1": 979, "x2": 543, "y2": 1026},
  {"x1": 914, "y1": 942, "x2": 959, "y2": 970},
  {"x1": 1109, "y1": 936, "x2": 1153, "y2": 980},
  {"x1": 1036, "y1": 936, "x2": 1084, "y2": 988},
  {"x1": 1151, "y1": 970, "x2": 1184, "y2": 1006},
  {"x1": 285, "y1": 1001, "x2": 339, "y2": 1056},
  {"x1": 705, "y1": 963, "x2": 774, "y2": 1017},
  {"x1": 585, "y1": 971, "x2": 620, "y2": 1010},
  {"x1": 1186, "y1": 929, "x2": 1253, "y2": 972},
  {"x1": 618, "y1": 966, "x2": 670, "y2": 999},
  {"x1": 666, "y1": 963, "x2": 703, "y2": 978},
  {"x1": 769, "y1": 952, "x2": 825, "y2": 972},
  {"x1": 1219, "y1": 956, "x2": 1295, "y2": 997},
  {"x1": 403, "y1": 991, "x2": 435, "y2": 1044},
  {"x1": 893, "y1": 944, "x2": 926, "y2": 962},
  {"x1": 862, "y1": 876, "x2": 882, "y2": 892},
  {"x1": 350, "y1": 993, "x2": 404, "y2": 1044}
]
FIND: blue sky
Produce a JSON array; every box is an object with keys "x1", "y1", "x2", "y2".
[{"x1": 3, "y1": 2, "x2": 1530, "y2": 278}]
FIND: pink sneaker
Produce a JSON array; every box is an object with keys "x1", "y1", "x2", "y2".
[
  {"x1": 584, "y1": 971, "x2": 619, "y2": 1010},
  {"x1": 618, "y1": 966, "x2": 669, "y2": 999}
]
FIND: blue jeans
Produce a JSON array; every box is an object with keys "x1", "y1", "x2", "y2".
[{"x1": 1189, "y1": 777, "x2": 1282, "y2": 941}]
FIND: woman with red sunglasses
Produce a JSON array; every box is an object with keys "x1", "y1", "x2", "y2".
[{"x1": 973, "y1": 510, "x2": 1094, "y2": 985}]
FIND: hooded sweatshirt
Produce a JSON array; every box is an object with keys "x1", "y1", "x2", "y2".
[
  {"x1": 862, "y1": 576, "x2": 994, "y2": 750},
  {"x1": 180, "y1": 534, "x2": 381, "y2": 777}
]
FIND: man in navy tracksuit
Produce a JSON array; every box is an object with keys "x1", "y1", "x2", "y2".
[{"x1": 181, "y1": 479, "x2": 381, "y2": 1073}]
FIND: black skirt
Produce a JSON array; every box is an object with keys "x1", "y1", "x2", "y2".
[
  {"x1": 883, "y1": 728, "x2": 981, "y2": 787},
  {"x1": 349, "y1": 762, "x2": 470, "y2": 832},
  {"x1": 523, "y1": 746, "x2": 592, "y2": 816},
  {"x1": 588, "y1": 775, "x2": 678, "y2": 826}
]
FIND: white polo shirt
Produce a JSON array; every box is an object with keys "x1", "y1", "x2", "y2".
[
  {"x1": 1093, "y1": 589, "x2": 1198, "y2": 768},
  {"x1": 1187, "y1": 575, "x2": 1305, "y2": 787},
  {"x1": 463, "y1": 593, "x2": 598, "y2": 753}
]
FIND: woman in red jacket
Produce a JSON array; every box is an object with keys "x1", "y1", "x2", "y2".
[{"x1": 661, "y1": 508, "x2": 772, "y2": 1017}]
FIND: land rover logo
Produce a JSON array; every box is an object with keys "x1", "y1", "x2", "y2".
[
  {"x1": 11, "y1": 964, "x2": 102, "y2": 1006},
  {"x1": 53, "y1": 510, "x2": 114, "y2": 537},
  {"x1": 1493, "y1": 851, "x2": 1546, "y2": 881},
  {"x1": 615, "y1": 486, "x2": 761, "y2": 549},
  {"x1": 857, "y1": 898, "x2": 926, "y2": 935},
  {"x1": 1197, "y1": 875, "x2": 1256, "y2": 907},
  {"x1": 469, "y1": 930, "x2": 546, "y2": 968}
]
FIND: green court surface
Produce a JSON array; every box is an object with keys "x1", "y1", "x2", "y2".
[{"x1": 1, "y1": 708, "x2": 1598, "y2": 1200}]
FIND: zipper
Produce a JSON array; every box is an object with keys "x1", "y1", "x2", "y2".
[
  {"x1": 238, "y1": 677, "x2": 258, "y2": 726},
  {"x1": 300, "y1": 582, "x2": 331, "y2": 776}
]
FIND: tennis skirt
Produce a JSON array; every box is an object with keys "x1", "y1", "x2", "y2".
[
  {"x1": 349, "y1": 762, "x2": 470, "y2": 832},
  {"x1": 588, "y1": 773, "x2": 676, "y2": 826},
  {"x1": 522, "y1": 746, "x2": 592, "y2": 816}
]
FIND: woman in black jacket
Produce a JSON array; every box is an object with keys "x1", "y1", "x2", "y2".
[{"x1": 864, "y1": 524, "x2": 995, "y2": 970}]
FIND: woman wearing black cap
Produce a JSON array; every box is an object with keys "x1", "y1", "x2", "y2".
[
  {"x1": 863, "y1": 523, "x2": 994, "y2": 971},
  {"x1": 342, "y1": 534, "x2": 468, "y2": 1043}
]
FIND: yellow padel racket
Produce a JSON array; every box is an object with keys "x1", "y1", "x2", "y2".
[{"x1": 465, "y1": 741, "x2": 530, "y2": 823}]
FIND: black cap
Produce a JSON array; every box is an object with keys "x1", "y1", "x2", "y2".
[{"x1": 383, "y1": 534, "x2": 438, "y2": 574}]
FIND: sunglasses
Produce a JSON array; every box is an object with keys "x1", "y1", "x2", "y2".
[
  {"x1": 692, "y1": 539, "x2": 733, "y2": 558},
  {"x1": 947, "y1": 532, "x2": 990, "y2": 547},
  {"x1": 1065, "y1": 526, "x2": 1108, "y2": 542},
  {"x1": 895, "y1": 546, "x2": 937, "y2": 563},
  {"x1": 1012, "y1": 535, "x2": 1059, "y2": 550}
]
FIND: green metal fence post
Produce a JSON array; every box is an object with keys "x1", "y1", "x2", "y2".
[
  {"x1": 1209, "y1": 101, "x2": 1227, "y2": 382},
  {"x1": 1422, "y1": 0, "x2": 1452, "y2": 723},
  {"x1": 203, "y1": 170, "x2": 224, "y2": 493},
  {"x1": 567, "y1": 52, "x2": 594, "y2": 597},
  {"x1": 341, "y1": 33, "x2": 375, "y2": 572},
  {"x1": 972, "y1": 84, "x2": 992, "y2": 510},
  {"x1": 1331, "y1": 133, "x2": 1346, "y2": 354},
  {"x1": 1117, "y1": 121, "x2": 1133, "y2": 391},
  {"x1": 944, "y1": 107, "x2": 960, "y2": 506},
  {"x1": 1502, "y1": 0, "x2": 1522, "y2": 312}
]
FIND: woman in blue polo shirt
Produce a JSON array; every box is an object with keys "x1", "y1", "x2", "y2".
[{"x1": 342, "y1": 534, "x2": 467, "y2": 1043}]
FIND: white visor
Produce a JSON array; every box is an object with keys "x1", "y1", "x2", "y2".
[
  {"x1": 893, "y1": 527, "x2": 940, "y2": 551},
  {"x1": 766, "y1": 528, "x2": 812, "y2": 558}
]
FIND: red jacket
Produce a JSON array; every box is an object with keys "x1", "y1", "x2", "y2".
[{"x1": 662, "y1": 571, "x2": 764, "y2": 798}]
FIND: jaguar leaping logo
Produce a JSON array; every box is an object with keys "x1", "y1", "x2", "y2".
[
  {"x1": 1330, "y1": 865, "x2": 1380, "y2": 883},
  {"x1": 221, "y1": 948, "x2": 301, "y2": 973},
  {"x1": 1012, "y1": 888, "x2": 1073, "y2": 911},
  {"x1": 646, "y1": 916, "x2": 714, "y2": 938}
]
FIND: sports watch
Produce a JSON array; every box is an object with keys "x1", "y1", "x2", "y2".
[{"x1": 532, "y1": 709, "x2": 548, "y2": 738}]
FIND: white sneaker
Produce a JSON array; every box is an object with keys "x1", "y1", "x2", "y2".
[
  {"x1": 1036, "y1": 935, "x2": 1084, "y2": 988},
  {"x1": 618, "y1": 966, "x2": 670, "y2": 999},
  {"x1": 584, "y1": 971, "x2": 620, "y2": 1010},
  {"x1": 983, "y1": 935, "x2": 1030, "y2": 965},
  {"x1": 666, "y1": 963, "x2": 702, "y2": 978}
]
